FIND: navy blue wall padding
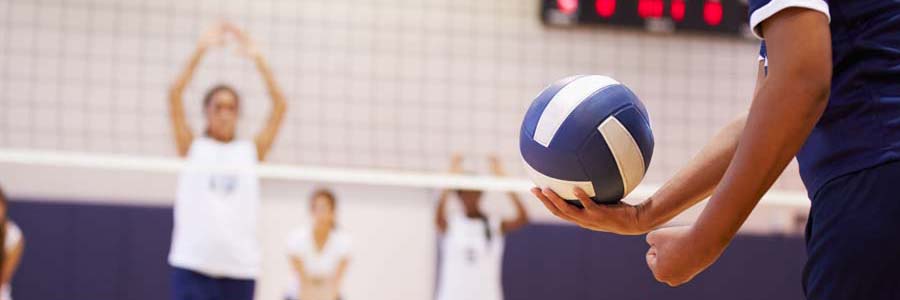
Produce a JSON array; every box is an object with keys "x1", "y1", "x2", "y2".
[
  {"x1": 503, "y1": 224, "x2": 807, "y2": 300},
  {"x1": 8, "y1": 200, "x2": 172, "y2": 300},
  {"x1": 7, "y1": 200, "x2": 805, "y2": 300}
]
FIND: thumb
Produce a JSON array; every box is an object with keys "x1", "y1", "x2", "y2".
[
  {"x1": 646, "y1": 246, "x2": 658, "y2": 270},
  {"x1": 646, "y1": 225, "x2": 687, "y2": 246},
  {"x1": 645, "y1": 229, "x2": 659, "y2": 246}
]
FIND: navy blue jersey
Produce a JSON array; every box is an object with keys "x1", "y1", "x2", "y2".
[{"x1": 754, "y1": 0, "x2": 900, "y2": 197}]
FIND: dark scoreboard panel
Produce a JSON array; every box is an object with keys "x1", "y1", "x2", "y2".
[{"x1": 541, "y1": 0, "x2": 752, "y2": 37}]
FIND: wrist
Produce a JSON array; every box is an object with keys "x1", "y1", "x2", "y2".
[
  {"x1": 634, "y1": 199, "x2": 658, "y2": 233},
  {"x1": 689, "y1": 219, "x2": 734, "y2": 251}
]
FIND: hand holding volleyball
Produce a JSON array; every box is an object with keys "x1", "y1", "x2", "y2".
[
  {"x1": 531, "y1": 187, "x2": 648, "y2": 235},
  {"x1": 521, "y1": 75, "x2": 654, "y2": 233}
]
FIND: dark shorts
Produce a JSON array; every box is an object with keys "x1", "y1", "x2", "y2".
[
  {"x1": 804, "y1": 160, "x2": 900, "y2": 300},
  {"x1": 172, "y1": 267, "x2": 256, "y2": 300}
]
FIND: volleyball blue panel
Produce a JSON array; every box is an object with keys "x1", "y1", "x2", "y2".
[
  {"x1": 578, "y1": 130, "x2": 625, "y2": 204},
  {"x1": 520, "y1": 129, "x2": 590, "y2": 181}
]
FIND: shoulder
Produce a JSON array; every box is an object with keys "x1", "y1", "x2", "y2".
[{"x1": 748, "y1": 0, "x2": 830, "y2": 39}]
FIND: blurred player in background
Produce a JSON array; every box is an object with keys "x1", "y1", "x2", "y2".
[
  {"x1": 535, "y1": 1, "x2": 900, "y2": 299},
  {"x1": 285, "y1": 188, "x2": 351, "y2": 300},
  {"x1": 0, "y1": 186, "x2": 24, "y2": 300},
  {"x1": 166, "y1": 22, "x2": 287, "y2": 300},
  {"x1": 435, "y1": 155, "x2": 529, "y2": 300}
]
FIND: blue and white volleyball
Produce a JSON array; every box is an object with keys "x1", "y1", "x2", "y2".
[{"x1": 520, "y1": 75, "x2": 654, "y2": 206}]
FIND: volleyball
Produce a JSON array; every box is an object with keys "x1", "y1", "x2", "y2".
[{"x1": 520, "y1": 75, "x2": 654, "y2": 206}]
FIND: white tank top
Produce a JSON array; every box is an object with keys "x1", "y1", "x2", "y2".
[
  {"x1": 168, "y1": 137, "x2": 261, "y2": 279},
  {"x1": 436, "y1": 213, "x2": 505, "y2": 300}
]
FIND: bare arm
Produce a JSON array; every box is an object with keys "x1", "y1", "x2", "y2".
[
  {"x1": 692, "y1": 7, "x2": 831, "y2": 254},
  {"x1": 169, "y1": 25, "x2": 223, "y2": 156},
  {"x1": 328, "y1": 257, "x2": 350, "y2": 300},
  {"x1": 501, "y1": 192, "x2": 529, "y2": 234},
  {"x1": 640, "y1": 61, "x2": 766, "y2": 229},
  {"x1": 251, "y1": 53, "x2": 288, "y2": 161},
  {"x1": 226, "y1": 24, "x2": 288, "y2": 161},
  {"x1": 435, "y1": 154, "x2": 464, "y2": 234},
  {"x1": 646, "y1": 8, "x2": 831, "y2": 286},
  {"x1": 2, "y1": 237, "x2": 23, "y2": 285},
  {"x1": 638, "y1": 113, "x2": 746, "y2": 229},
  {"x1": 490, "y1": 156, "x2": 529, "y2": 234},
  {"x1": 435, "y1": 190, "x2": 452, "y2": 234},
  {"x1": 290, "y1": 255, "x2": 311, "y2": 286}
]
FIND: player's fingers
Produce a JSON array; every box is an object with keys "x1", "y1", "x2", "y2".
[
  {"x1": 645, "y1": 230, "x2": 658, "y2": 246},
  {"x1": 573, "y1": 187, "x2": 600, "y2": 210},
  {"x1": 534, "y1": 188, "x2": 573, "y2": 221},
  {"x1": 542, "y1": 188, "x2": 581, "y2": 216}
]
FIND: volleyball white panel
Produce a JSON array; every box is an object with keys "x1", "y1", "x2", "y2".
[
  {"x1": 598, "y1": 116, "x2": 646, "y2": 196},
  {"x1": 523, "y1": 159, "x2": 596, "y2": 200},
  {"x1": 533, "y1": 76, "x2": 620, "y2": 147}
]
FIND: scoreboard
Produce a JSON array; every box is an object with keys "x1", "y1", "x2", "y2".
[{"x1": 541, "y1": 0, "x2": 752, "y2": 37}]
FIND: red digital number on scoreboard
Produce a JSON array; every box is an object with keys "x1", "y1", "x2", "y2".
[
  {"x1": 596, "y1": 0, "x2": 616, "y2": 17},
  {"x1": 637, "y1": 0, "x2": 664, "y2": 18},
  {"x1": 703, "y1": 0, "x2": 723, "y2": 25},
  {"x1": 546, "y1": 0, "x2": 745, "y2": 36},
  {"x1": 565, "y1": 0, "x2": 726, "y2": 26},
  {"x1": 671, "y1": 0, "x2": 686, "y2": 22}
]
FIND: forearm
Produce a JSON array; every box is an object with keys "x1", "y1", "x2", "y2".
[
  {"x1": 290, "y1": 257, "x2": 312, "y2": 284},
  {"x1": 167, "y1": 44, "x2": 207, "y2": 152},
  {"x1": 435, "y1": 190, "x2": 450, "y2": 230},
  {"x1": 694, "y1": 78, "x2": 827, "y2": 246},
  {"x1": 253, "y1": 54, "x2": 287, "y2": 105},
  {"x1": 639, "y1": 114, "x2": 745, "y2": 230},
  {"x1": 333, "y1": 259, "x2": 349, "y2": 293},
  {"x1": 510, "y1": 192, "x2": 529, "y2": 223},
  {"x1": 171, "y1": 45, "x2": 207, "y2": 93}
]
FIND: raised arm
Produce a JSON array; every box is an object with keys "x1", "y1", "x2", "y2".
[
  {"x1": 489, "y1": 156, "x2": 529, "y2": 234},
  {"x1": 169, "y1": 24, "x2": 223, "y2": 156},
  {"x1": 435, "y1": 154, "x2": 464, "y2": 234},
  {"x1": 226, "y1": 24, "x2": 288, "y2": 161},
  {"x1": 533, "y1": 61, "x2": 764, "y2": 235},
  {"x1": 646, "y1": 8, "x2": 831, "y2": 286}
]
